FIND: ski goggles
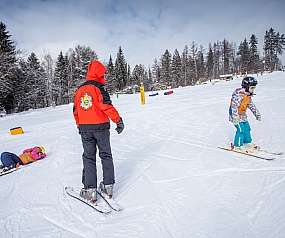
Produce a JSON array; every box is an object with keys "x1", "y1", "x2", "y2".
[{"x1": 249, "y1": 86, "x2": 256, "y2": 89}]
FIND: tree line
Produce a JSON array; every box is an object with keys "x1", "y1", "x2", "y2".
[{"x1": 0, "y1": 21, "x2": 284, "y2": 113}]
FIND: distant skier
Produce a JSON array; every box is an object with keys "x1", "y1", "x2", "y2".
[
  {"x1": 73, "y1": 60, "x2": 124, "y2": 204},
  {"x1": 0, "y1": 146, "x2": 46, "y2": 172},
  {"x1": 229, "y1": 76, "x2": 261, "y2": 151}
]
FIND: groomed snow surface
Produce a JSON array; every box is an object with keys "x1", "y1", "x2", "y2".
[{"x1": 0, "y1": 72, "x2": 284, "y2": 238}]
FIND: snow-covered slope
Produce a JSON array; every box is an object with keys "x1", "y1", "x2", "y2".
[{"x1": 1, "y1": 72, "x2": 285, "y2": 238}]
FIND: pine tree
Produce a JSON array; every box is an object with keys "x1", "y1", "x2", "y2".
[
  {"x1": 13, "y1": 59, "x2": 31, "y2": 111},
  {"x1": 42, "y1": 52, "x2": 54, "y2": 107},
  {"x1": 151, "y1": 59, "x2": 160, "y2": 84},
  {"x1": 231, "y1": 42, "x2": 239, "y2": 74},
  {"x1": 249, "y1": 34, "x2": 260, "y2": 73},
  {"x1": 106, "y1": 55, "x2": 115, "y2": 93},
  {"x1": 181, "y1": 45, "x2": 190, "y2": 86},
  {"x1": 213, "y1": 41, "x2": 221, "y2": 79},
  {"x1": 27, "y1": 52, "x2": 47, "y2": 109},
  {"x1": 66, "y1": 44, "x2": 99, "y2": 92},
  {"x1": 53, "y1": 51, "x2": 68, "y2": 105},
  {"x1": 171, "y1": 49, "x2": 182, "y2": 87},
  {"x1": 196, "y1": 46, "x2": 205, "y2": 82},
  {"x1": 114, "y1": 46, "x2": 127, "y2": 90},
  {"x1": 160, "y1": 49, "x2": 172, "y2": 86},
  {"x1": 237, "y1": 38, "x2": 250, "y2": 74},
  {"x1": 264, "y1": 28, "x2": 285, "y2": 71},
  {"x1": 132, "y1": 64, "x2": 143, "y2": 91},
  {"x1": 206, "y1": 44, "x2": 214, "y2": 80},
  {"x1": 66, "y1": 51, "x2": 78, "y2": 102},
  {"x1": 126, "y1": 63, "x2": 131, "y2": 88},
  {"x1": 222, "y1": 39, "x2": 231, "y2": 74},
  {"x1": 142, "y1": 66, "x2": 151, "y2": 91},
  {"x1": 189, "y1": 42, "x2": 198, "y2": 85},
  {"x1": 0, "y1": 21, "x2": 17, "y2": 112},
  {"x1": 13, "y1": 53, "x2": 47, "y2": 111},
  {"x1": 148, "y1": 67, "x2": 153, "y2": 89}
]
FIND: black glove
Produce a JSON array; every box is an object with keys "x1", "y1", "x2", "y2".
[{"x1": 115, "y1": 117, "x2": 124, "y2": 134}]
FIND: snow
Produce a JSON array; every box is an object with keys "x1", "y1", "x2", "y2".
[{"x1": 1, "y1": 71, "x2": 285, "y2": 238}]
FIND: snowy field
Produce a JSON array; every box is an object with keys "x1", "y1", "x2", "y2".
[{"x1": 0, "y1": 71, "x2": 285, "y2": 238}]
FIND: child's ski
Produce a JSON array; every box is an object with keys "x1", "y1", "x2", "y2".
[
  {"x1": 252, "y1": 147, "x2": 283, "y2": 156},
  {"x1": 0, "y1": 163, "x2": 21, "y2": 176},
  {"x1": 0, "y1": 167, "x2": 19, "y2": 176},
  {"x1": 65, "y1": 187, "x2": 111, "y2": 214},
  {"x1": 219, "y1": 147, "x2": 275, "y2": 160}
]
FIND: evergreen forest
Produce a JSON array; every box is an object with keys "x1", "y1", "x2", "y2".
[{"x1": 0, "y1": 21, "x2": 284, "y2": 113}]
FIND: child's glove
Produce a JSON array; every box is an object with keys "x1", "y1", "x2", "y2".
[
  {"x1": 256, "y1": 115, "x2": 261, "y2": 121},
  {"x1": 233, "y1": 118, "x2": 240, "y2": 125},
  {"x1": 115, "y1": 117, "x2": 124, "y2": 134}
]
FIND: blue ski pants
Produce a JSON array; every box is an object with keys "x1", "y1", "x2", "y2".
[
  {"x1": 80, "y1": 129, "x2": 115, "y2": 189},
  {"x1": 1, "y1": 152, "x2": 23, "y2": 167},
  {"x1": 233, "y1": 121, "x2": 252, "y2": 147}
]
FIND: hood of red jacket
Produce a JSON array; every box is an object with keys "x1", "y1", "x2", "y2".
[{"x1": 86, "y1": 61, "x2": 107, "y2": 84}]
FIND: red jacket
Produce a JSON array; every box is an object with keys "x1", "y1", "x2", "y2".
[{"x1": 73, "y1": 61, "x2": 120, "y2": 131}]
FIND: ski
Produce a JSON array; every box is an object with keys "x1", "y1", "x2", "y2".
[
  {"x1": 0, "y1": 163, "x2": 21, "y2": 176},
  {"x1": 65, "y1": 187, "x2": 111, "y2": 214},
  {"x1": 97, "y1": 190, "x2": 124, "y2": 211},
  {"x1": 252, "y1": 147, "x2": 283, "y2": 156},
  {"x1": 0, "y1": 167, "x2": 19, "y2": 176},
  {"x1": 219, "y1": 147, "x2": 276, "y2": 160}
]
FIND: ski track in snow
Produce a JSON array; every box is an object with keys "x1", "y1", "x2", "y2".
[{"x1": 1, "y1": 72, "x2": 285, "y2": 237}]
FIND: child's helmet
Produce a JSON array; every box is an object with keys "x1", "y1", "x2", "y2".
[
  {"x1": 38, "y1": 146, "x2": 45, "y2": 154},
  {"x1": 241, "y1": 76, "x2": 258, "y2": 91}
]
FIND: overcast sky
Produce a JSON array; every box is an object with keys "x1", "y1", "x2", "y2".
[{"x1": 1, "y1": 0, "x2": 285, "y2": 67}]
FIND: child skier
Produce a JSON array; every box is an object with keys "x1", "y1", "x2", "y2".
[
  {"x1": 229, "y1": 77, "x2": 261, "y2": 151},
  {"x1": 0, "y1": 146, "x2": 46, "y2": 172}
]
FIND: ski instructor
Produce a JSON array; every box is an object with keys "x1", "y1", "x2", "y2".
[{"x1": 73, "y1": 60, "x2": 124, "y2": 204}]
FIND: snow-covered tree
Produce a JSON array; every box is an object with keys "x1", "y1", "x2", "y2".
[
  {"x1": 114, "y1": 46, "x2": 127, "y2": 90},
  {"x1": 181, "y1": 45, "x2": 190, "y2": 86},
  {"x1": 264, "y1": 28, "x2": 285, "y2": 71},
  {"x1": 171, "y1": 49, "x2": 182, "y2": 87},
  {"x1": 196, "y1": 45, "x2": 205, "y2": 82},
  {"x1": 206, "y1": 44, "x2": 214, "y2": 80},
  {"x1": 105, "y1": 55, "x2": 116, "y2": 93},
  {"x1": 13, "y1": 53, "x2": 47, "y2": 111},
  {"x1": 66, "y1": 44, "x2": 99, "y2": 90},
  {"x1": 221, "y1": 39, "x2": 231, "y2": 75},
  {"x1": 213, "y1": 41, "x2": 221, "y2": 79},
  {"x1": 53, "y1": 51, "x2": 68, "y2": 105},
  {"x1": 0, "y1": 21, "x2": 17, "y2": 112},
  {"x1": 160, "y1": 49, "x2": 172, "y2": 86},
  {"x1": 41, "y1": 52, "x2": 54, "y2": 107},
  {"x1": 27, "y1": 52, "x2": 47, "y2": 108},
  {"x1": 151, "y1": 59, "x2": 160, "y2": 84},
  {"x1": 249, "y1": 34, "x2": 260, "y2": 73},
  {"x1": 237, "y1": 38, "x2": 250, "y2": 73}
]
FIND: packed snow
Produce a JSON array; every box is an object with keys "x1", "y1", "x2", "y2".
[{"x1": 0, "y1": 71, "x2": 285, "y2": 238}]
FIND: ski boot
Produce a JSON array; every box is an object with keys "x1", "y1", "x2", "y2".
[
  {"x1": 99, "y1": 182, "x2": 113, "y2": 199},
  {"x1": 2, "y1": 163, "x2": 16, "y2": 173},
  {"x1": 79, "y1": 188, "x2": 97, "y2": 204},
  {"x1": 231, "y1": 143, "x2": 247, "y2": 152},
  {"x1": 244, "y1": 143, "x2": 259, "y2": 150},
  {"x1": 233, "y1": 146, "x2": 248, "y2": 152}
]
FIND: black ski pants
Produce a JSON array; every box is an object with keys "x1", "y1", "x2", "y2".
[{"x1": 80, "y1": 129, "x2": 115, "y2": 189}]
